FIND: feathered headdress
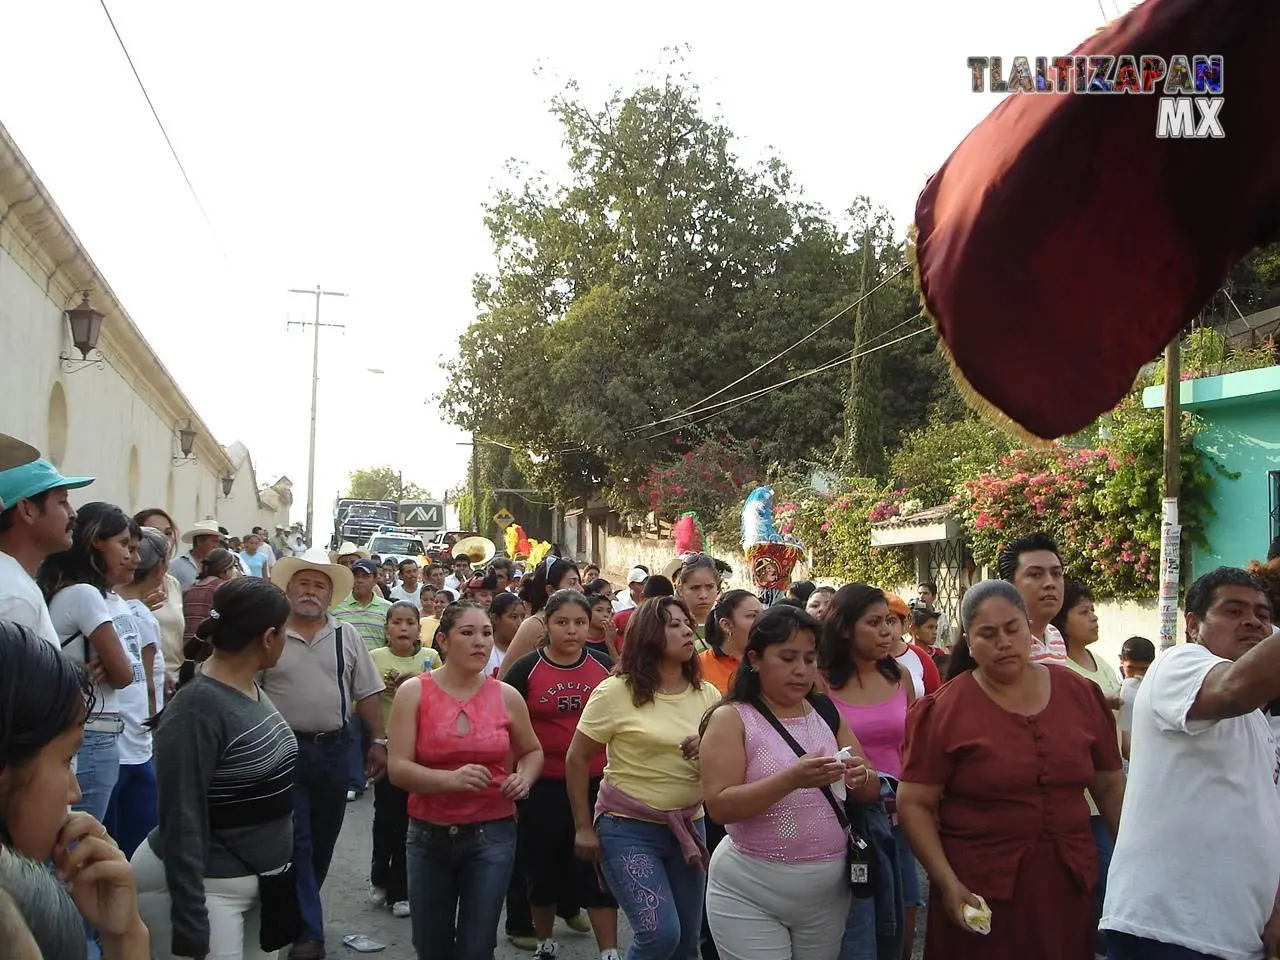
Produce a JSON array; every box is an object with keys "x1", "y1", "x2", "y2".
[
  {"x1": 504, "y1": 523, "x2": 533, "y2": 560},
  {"x1": 741, "y1": 486, "x2": 804, "y2": 591}
]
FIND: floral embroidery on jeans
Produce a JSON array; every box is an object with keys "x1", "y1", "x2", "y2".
[{"x1": 615, "y1": 849, "x2": 663, "y2": 933}]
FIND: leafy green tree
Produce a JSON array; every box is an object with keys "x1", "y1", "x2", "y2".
[
  {"x1": 440, "y1": 71, "x2": 909, "y2": 512},
  {"x1": 346, "y1": 467, "x2": 428, "y2": 502}
]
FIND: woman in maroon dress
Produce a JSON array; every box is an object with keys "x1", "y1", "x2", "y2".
[{"x1": 897, "y1": 580, "x2": 1125, "y2": 960}]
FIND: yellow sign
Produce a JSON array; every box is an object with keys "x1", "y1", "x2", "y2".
[{"x1": 493, "y1": 507, "x2": 515, "y2": 528}]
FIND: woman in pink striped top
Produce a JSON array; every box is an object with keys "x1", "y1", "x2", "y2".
[{"x1": 699, "y1": 604, "x2": 881, "y2": 960}]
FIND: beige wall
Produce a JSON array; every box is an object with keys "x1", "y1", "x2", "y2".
[{"x1": 0, "y1": 124, "x2": 279, "y2": 534}]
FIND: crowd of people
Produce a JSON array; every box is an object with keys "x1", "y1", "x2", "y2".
[{"x1": 1, "y1": 429, "x2": 1280, "y2": 960}]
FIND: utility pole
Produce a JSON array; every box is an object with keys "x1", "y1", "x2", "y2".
[
  {"x1": 288, "y1": 286, "x2": 347, "y2": 548},
  {"x1": 471, "y1": 432, "x2": 481, "y2": 532},
  {"x1": 1158, "y1": 336, "x2": 1183, "y2": 649}
]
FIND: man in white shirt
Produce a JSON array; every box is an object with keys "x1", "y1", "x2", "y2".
[
  {"x1": 443, "y1": 553, "x2": 472, "y2": 592},
  {"x1": 612, "y1": 566, "x2": 649, "y2": 614},
  {"x1": 0, "y1": 457, "x2": 95, "y2": 647},
  {"x1": 1102, "y1": 566, "x2": 1280, "y2": 960},
  {"x1": 999, "y1": 531, "x2": 1068, "y2": 663},
  {"x1": 389, "y1": 559, "x2": 423, "y2": 609}
]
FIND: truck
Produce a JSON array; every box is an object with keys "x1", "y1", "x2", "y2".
[
  {"x1": 362, "y1": 530, "x2": 429, "y2": 568},
  {"x1": 397, "y1": 499, "x2": 446, "y2": 535},
  {"x1": 331, "y1": 499, "x2": 397, "y2": 549}
]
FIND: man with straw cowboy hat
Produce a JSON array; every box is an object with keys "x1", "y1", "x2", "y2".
[
  {"x1": 330, "y1": 540, "x2": 370, "y2": 567},
  {"x1": 264, "y1": 546, "x2": 386, "y2": 960},
  {"x1": 171, "y1": 517, "x2": 225, "y2": 592}
]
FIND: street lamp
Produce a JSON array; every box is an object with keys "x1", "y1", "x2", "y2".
[
  {"x1": 173, "y1": 421, "x2": 198, "y2": 464},
  {"x1": 60, "y1": 291, "x2": 106, "y2": 372}
]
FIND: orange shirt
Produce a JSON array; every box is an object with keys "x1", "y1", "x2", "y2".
[{"x1": 698, "y1": 648, "x2": 741, "y2": 695}]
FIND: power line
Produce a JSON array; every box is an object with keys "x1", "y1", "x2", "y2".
[
  {"x1": 97, "y1": 0, "x2": 223, "y2": 253},
  {"x1": 626, "y1": 321, "x2": 931, "y2": 444},
  {"x1": 656, "y1": 259, "x2": 911, "y2": 430}
]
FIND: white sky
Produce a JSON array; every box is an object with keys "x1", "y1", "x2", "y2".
[{"x1": 0, "y1": 0, "x2": 1134, "y2": 544}]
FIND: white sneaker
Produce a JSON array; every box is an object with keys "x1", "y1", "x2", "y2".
[
  {"x1": 533, "y1": 940, "x2": 559, "y2": 960},
  {"x1": 367, "y1": 883, "x2": 387, "y2": 907},
  {"x1": 600, "y1": 951, "x2": 621, "y2": 960},
  {"x1": 346, "y1": 789, "x2": 357, "y2": 802},
  {"x1": 392, "y1": 901, "x2": 411, "y2": 918}
]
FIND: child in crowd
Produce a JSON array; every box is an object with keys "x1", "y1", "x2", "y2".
[
  {"x1": 585, "y1": 592, "x2": 618, "y2": 663},
  {"x1": 910, "y1": 606, "x2": 948, "y2": 674},
  {"x1": 1117, "y1": 635, "x2": 1156, "y2": 767},
  {"x1": 368, "y1": 602, "x2": 441, "y2": 917}
]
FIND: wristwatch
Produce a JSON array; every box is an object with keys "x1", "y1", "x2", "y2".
[{"x1": 372, "y1": 738, "x2": 389, "y2": 748}]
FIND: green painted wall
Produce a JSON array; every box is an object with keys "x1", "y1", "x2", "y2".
[{"x1": 1192, "y1": 401, "x2": 1280, "y2": 575}]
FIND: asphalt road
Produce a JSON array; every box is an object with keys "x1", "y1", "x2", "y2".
[{"x1": 316, "y1": 791, "x2": 927, "y2": 959}]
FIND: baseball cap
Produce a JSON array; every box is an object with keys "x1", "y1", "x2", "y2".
[
  {"x1": 351, "y1": 559, "x2": 378, "y2": 575},
  {"x1": 883, "y1": 593, "x2": 911, "y2": 621},
  {"x1": 627, "y1": 566, "x2": 649, "y2": 584},
  {"x1": 0, "y1": 458, "x2": 94, "y2": 511}
]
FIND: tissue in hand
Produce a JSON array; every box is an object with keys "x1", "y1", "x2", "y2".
[{"x1": 830, "y1": 747, "x2": 853, "y2": 800}]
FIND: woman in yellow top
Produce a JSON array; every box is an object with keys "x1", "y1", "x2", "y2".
[
  {"x1": 369, "y1": 602, "x2": 441, "y2": 917},
  {"x1": 566, "y1": 597, "x2": 722, "y2": 960}
]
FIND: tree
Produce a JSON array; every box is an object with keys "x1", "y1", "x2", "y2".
[
  {"x1": 346, "y1": 466, "x2": 428, "y2": 502},
  {"x1": 440, "y1": 67, "x2": 893, "y2": 513}
]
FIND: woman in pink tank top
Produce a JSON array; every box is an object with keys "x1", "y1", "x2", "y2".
[
  {"x1": 819, "y1": 584, "x2": 920, "y2": 960},
  {"x1": 699, "y1": 604, "x2": 882, "y2": 960},
  {"x1": 387, "y1": 601, "x2": 543, "y2": 960}
]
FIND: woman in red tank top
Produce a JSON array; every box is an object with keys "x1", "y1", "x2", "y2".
[{"x1": 387, "y1": 600, "x2": 543, "y2": 960}]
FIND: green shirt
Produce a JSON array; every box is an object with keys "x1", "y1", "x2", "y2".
[{"x1": 334, "y1": 594, "x2": 394, "y2": 651}]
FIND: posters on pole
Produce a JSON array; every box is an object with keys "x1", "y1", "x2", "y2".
[{"x1": 1158, "y1": 497, "x2": 1182, "y2": 649}]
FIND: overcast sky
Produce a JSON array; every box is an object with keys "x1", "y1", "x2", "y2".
[{"x1": 0, "y1": 0, "x2": 1132, "y2": 544}]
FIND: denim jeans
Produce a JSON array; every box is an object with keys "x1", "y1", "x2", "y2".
[
  {"x1": 346, "y1": 714, "x2": 367, "y2": 795},
  {"x1": 370, "y1": 776, "x2": 409, "y2": 903},
  {"x1": 291, "y1": 734, "x2": 349, "y2": 943},
  {"x1": 597, "y1": 814, "x2": 706, "y2": 960},
  {"x1": 73, "y1": 730, "x2": 121, "y2": 822},
  {"x1": 1106, "y1": 931, "x2": 1227, "y2": 960},
  {"x1": 407, "y1": 817, "x2": 517, "y2": 960},
  {"x1": 103, "y1": 761, "x2": 157, "y2": 859},
  {"x1": 74, "y1": 729, "x2": 120, "y2": 960},
  {"x1": 1092, "y1": 815, "x2": 1115, "y2": 953}
]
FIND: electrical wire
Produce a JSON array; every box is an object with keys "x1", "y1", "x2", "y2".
[
  {"x1": 97, "y1": 0, "x2": 223, "y2": 253},
  {"x1": 653, "y1": 259, "x2": 912, "y2": 429}
]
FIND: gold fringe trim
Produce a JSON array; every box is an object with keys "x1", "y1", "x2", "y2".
[{"x1": 907, "y1": 223, "x2": 1054, "y2": 450}]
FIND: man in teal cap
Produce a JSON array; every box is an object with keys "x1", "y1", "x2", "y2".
[{"x1": 0, "y1": 454, "x2": 95, "y2": 646}]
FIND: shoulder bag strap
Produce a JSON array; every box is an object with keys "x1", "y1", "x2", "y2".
[{"x1": 752, "y1": 698, "x2": 850, "y2": 832}]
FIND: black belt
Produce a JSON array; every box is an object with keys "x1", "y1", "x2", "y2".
[
  {"x1": 295, "y1": 726, "x2": 346, "y2": 743},
  {"x1": 411, "y1": 816, "x2": 514, "y2": 835}
]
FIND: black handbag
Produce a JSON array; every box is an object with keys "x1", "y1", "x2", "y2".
[
  {"x1": 223, "y1": 847, "x2": 303, "y2": 953},
  {"x1": 754, "y1": 698, "x2": 876, "y2": 899}
]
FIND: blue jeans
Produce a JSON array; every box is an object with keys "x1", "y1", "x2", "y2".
[
  {"x1": 291, "y1": 734, "x2": 350, "y2": 943},
  {"x1": 73, "y1": 730, "x2": 121, "y2": 822},
  {"x1": 103, "y1": 761, "x2": 157, "y2": 859},
  {"x1": 74, "y1": 729, "x2": 120, "y2": 960},
  {"x1": 1106, "y1": 931, "x2": 1226, "y2": 960},
  {"x1": 1093, "y1": 815, "x2": 1115, "y2": 948},
  {"x1": 346, "y1": 714, "x2": 367, "y2": 795},
  {"x1": 597, "y1": 814, "x2": 706, "y2": 960},
  {"x1": 406, "y1": 817, "x2": 517, "y2": 960}
]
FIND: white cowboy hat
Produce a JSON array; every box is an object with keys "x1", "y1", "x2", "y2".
[
  {"x1": 328, "y1": 540, "x2": 370, "y2": 562},
  {"x1": 271, "y1": 546, "x2": 354, "y2": 608},
  {"x1": 181, "y1": 518, "x2": 224, "y2": 545}
]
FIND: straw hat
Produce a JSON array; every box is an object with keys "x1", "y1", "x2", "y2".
[
  {"x1": 329, "y1": 540, "x2": 370, "y2": 562},
  {"x1": 271, "y1": 546, "x2": 355, "y2": 607},
  {"x1": 0, "y1": 433, "x2": 39, "y2": 472},
  {"x1": 181, "y1": 518, "x2": 224, "y2": 545}
]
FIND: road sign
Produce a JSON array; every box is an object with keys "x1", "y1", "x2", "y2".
[{"x1": 493, "y1": 507, "x2": 515, "y2": 528}]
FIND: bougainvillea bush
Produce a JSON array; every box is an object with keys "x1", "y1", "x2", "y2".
[
  {"x1": 638, "y1": 437, "x2": 762, "y2": 532},
  {"x1": 957, "y1": 399, "x2": 1227, "y2": 600},
  {"x1": 774, "y1": 478, "x2": 915, "y2": 589}
]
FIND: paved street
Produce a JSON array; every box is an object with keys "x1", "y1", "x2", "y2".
[{"x1": 318, "y1": 792, "x2": 927, "y2": 959}]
